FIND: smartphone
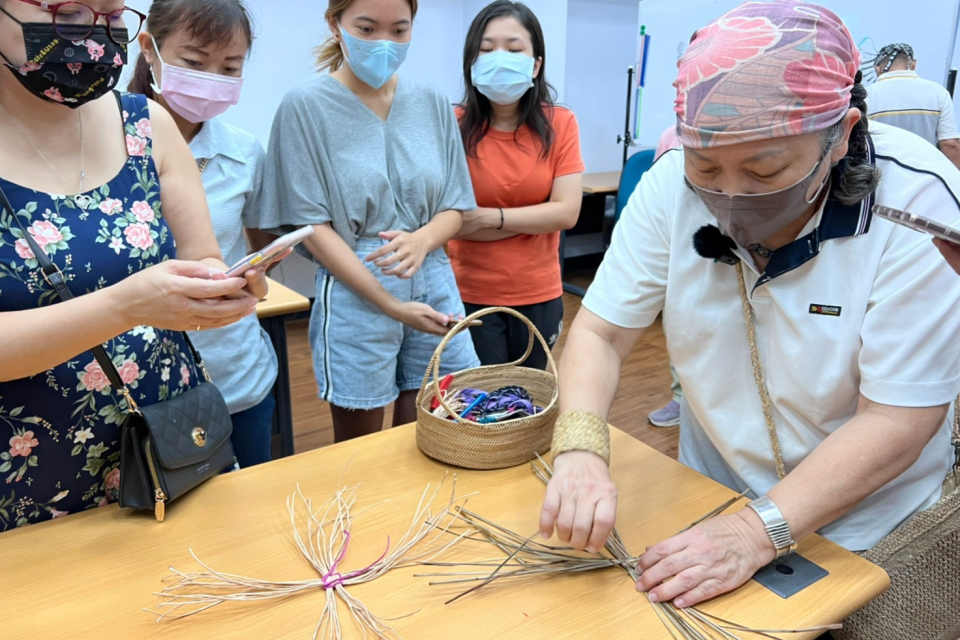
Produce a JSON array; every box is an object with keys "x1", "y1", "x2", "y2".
[
  {"x1": 872, "y1": 205, "x2": 960, "y2": 245},
  {"x1": 225, "y1": 227, "x2": 315, "y2": 277}
]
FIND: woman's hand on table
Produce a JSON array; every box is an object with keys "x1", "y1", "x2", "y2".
[
  {"x1": 366, "y1": 230, "x2": 430, "y2": 279},
  {"x1": 539, "y1": 450, "x2": 619, "y2": 553},
  {"x1": 119, "y1": 260, "x2": 258, "y2": 331},
  {"x1": 636, "y1": 510, "x2": 776, "y2": 608}
]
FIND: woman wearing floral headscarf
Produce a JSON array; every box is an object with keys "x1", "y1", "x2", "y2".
[{"x1": 538, "y1": 0, "x2": 960, "y2": 612}]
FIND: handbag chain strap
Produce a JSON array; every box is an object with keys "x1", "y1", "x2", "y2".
[
  {"x1": 0, "y1": 184, "x2": 211, "y2": 414},
  {"x1": 735, "y1": 262, "x2": 788, "y2": 480},
  {"x1": 737, "y1": 261, "x2": 960, "y2": 475}
]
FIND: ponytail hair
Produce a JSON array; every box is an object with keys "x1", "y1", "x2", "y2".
[
  {"x1": 314, "y1": 0, "x2": 419, "y2": 73},
  {"x1": 128, "y1": 0, "x2": 254, "y2": 99},
  {"x1": 821, "y1": 70, "x2": 881, "y2": 206}
]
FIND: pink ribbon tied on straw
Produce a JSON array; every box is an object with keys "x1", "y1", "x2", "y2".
[{"x1": 321, "y1": 531, "x2": 392, "y2": 590}]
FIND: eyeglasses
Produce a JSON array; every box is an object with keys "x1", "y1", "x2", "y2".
[{"x1": 12, "y1": 1, "x2": 146, "y2": 45}]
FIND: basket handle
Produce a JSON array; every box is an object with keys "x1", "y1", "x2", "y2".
[{"x1": 416, "y1": 306, "x2": 559, "y2": 425}]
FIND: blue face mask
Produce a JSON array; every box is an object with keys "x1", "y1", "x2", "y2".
[
  {"x1": 471, "y1": 51, "x2": 535, "y2": 105},
  {"x1": 339, "y1": 25, "x2": 410, "y2": 89}
]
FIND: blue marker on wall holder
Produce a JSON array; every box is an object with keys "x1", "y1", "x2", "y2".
[{"x1": 634, "y1": 25, "x2": 651, "y2": 141}]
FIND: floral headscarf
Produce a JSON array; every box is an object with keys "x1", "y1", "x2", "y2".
[{"x1": 674, "y1": 0, "x2": 859, "y2": 149}]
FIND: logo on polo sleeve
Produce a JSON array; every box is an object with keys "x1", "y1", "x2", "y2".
[{"x1": 809, "y1": 304, "x2": 841, "y2": 317}]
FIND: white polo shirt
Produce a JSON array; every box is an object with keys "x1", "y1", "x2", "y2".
[
  {"x1": 585, "y1": 122, "x2": 960, "y2": 550},
  {"x1": 867, "y1": 70, "x2": 960, "y2": 146}
]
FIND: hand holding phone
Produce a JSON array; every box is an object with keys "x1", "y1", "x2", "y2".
[
  {"x1": 872, "y1": 205, "x2": 960, "y2": 245},
  {"x1": 225, "y1": 227, "x2": 314, "y2": 277},
  {"x1": 874, "y1": 205, "x2": 960, "y2": 277}
]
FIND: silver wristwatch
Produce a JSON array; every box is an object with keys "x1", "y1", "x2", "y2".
[{"x1": 747, "y1": 496, "x2": 797, "y2": 558}]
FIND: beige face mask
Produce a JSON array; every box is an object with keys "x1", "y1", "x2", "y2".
[{"x1": 686, "y1": 154, "x2": 831, "y2": 251}]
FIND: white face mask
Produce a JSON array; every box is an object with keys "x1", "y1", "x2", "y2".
[
  {"x1": 338, "y1": 24, "x2": 410, "y2": 89},
  {"x1": 471, "y1": 50, "x2": 535, "y2": 105}
]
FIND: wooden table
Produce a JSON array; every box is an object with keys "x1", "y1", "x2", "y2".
[
  {"x1": 256, "y1": 277, "x2": 311, "y2": 458},
  {"x1": 582, "y1": 171, "x2": 622, "y2": 195},
  {"x1": 1, "y1": 426, "x2": 889, "y2": 639}
]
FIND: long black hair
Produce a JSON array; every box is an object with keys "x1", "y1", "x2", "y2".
[
  {"x1": 459, "y1": 1, "x2": 555, "y2": 159},
  {"x1": 128, "y1": 0, "x2": 253, "y2": 100},
  {"x1": 820, "y1": 70, "x2": 881, "y2": 206}
]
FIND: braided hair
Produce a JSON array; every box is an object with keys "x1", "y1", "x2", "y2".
[
  {"x1": 874, "y1": 43, "x2": 915, "y2": 75},
  {"x1": 820, "y1": 70, "x2": 881, "y2": 206}
]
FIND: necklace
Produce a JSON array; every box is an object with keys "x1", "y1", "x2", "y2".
[
  {"x1": 0, "y1": 101, "x2": 85, "y2": 195},
  {"x1": 750, "y1": 244, "x2": 774, "y2": 259}
]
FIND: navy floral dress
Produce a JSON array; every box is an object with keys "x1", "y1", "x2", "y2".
[{"x1": 0, "y1": 92, "x2": 201, "y2": 531}]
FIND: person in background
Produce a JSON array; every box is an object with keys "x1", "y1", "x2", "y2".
[
  {"x1": 646, "y1": 29, "x2": 696, "y2": 427},
  {"x1": 258, "y1": 0, "x2": 480, "y2": 443},
  {"x1": 0, "y1": 0, "x2": 269, "y2": 529},
  {"x1": 647, "y1": 125, "x2": 684, "y2": 428},
  {"x1": 867, "y1": 43, "x2": 960, "y2": 170},
  {"x1": 128, "y1": 0, "x2": 279, "y2": 468},
  {"x1": 448, "y1": 0, "x2": 583, "y2": 371},
  {"x1": 539, "y1": 1, "x2": 960, "y2": 619},
  {"x1": 654, "y1": 122, "x2": 681, "y2": 161}
]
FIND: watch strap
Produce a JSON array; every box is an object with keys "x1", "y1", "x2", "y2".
[{"x1": 748, "y1": 496, "x2": 797, "y2": 558}]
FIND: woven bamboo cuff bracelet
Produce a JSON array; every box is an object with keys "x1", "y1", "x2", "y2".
[{"x1": 552, "y1": 410, "x2": 611, "y2": 465}]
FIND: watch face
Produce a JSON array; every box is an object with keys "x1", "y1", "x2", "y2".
[{"x1": 753, "y1": 553, "x2": 829, "y2": 598}]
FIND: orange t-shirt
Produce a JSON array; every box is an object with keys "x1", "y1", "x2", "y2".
[{"x1": 449, "y1": 106, "x2": 585, "y2": 306}]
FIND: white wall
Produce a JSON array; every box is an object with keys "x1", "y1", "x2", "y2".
[
  {"x1": 564, "y1": 0, "x2": 639, "y2": 172},
  {"x1": 949, "y1": 3, "x2": 960, "y2": 85}
]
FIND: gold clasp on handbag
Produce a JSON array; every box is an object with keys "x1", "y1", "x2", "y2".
[
  {"x1": 119, "y1": 387, "x2": 142, "y2": 416},
  {"x1": 192, "y1": 427, "x2": 207, "y2": 448}
]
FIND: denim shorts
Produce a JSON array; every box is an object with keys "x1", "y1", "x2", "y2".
[{"x1": 309, "y1": 238, "x2": 480, "y2": 410}]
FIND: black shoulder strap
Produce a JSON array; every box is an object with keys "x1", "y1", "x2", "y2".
[{"x1": 0, "y1": 183, "x2": 206, "y2": 394}]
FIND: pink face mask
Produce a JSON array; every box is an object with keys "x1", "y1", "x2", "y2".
[{"x1": 149, "y1": 36, "x2": 244, "y2": 123}]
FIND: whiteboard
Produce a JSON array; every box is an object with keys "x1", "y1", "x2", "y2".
[{"x1": 634, "y1": 0, "x2": 960, "y2": 146}]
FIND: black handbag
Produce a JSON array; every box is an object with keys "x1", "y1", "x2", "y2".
[{"x1": 1, "y1": 186, "x2": 236, "y2": 522}]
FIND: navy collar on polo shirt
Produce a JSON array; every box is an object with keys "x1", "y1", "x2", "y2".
[{"x1": 752, "y1": 134, "x2": 877, "y2": 291}]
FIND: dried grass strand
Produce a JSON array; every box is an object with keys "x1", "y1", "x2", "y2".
[
  {"x1": 415, "y1": 455, "x2": 841, "y2": 640},
  {"x1": 146, "y1": 473, "x2": 469, "y2": 640}
]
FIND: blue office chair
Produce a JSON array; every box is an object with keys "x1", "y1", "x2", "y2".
[{"x1": 604, "y1": 148, "x2": 657, "y2": 248}]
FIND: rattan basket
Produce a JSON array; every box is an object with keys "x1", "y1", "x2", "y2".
[{"x1": 416, "y1": 307, "x2": 559, "y2": 470}]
